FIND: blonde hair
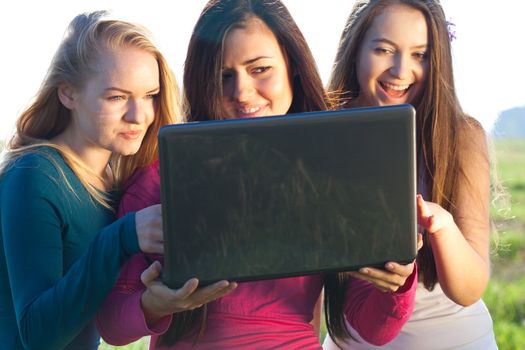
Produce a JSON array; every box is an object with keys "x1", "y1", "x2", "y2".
[{"x1": 1, "y1": 11, "x2": 182, "y2": 207}]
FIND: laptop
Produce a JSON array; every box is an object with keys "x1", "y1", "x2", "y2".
[{"x1": 158, "y1": 104, "x2": 417, "y2": 288}]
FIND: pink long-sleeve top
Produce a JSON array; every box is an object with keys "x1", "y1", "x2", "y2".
[{"x1": 96, "y1": 160, "x2": 417, "y2": 349}]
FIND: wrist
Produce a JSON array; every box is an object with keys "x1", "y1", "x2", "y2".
[{"x1": 140, "y1": 290, "x2": 169, "y2": 326}]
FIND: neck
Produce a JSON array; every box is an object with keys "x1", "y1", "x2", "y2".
[{"x1": 52, "y1": 131, "x2": 113, "y2": 191}]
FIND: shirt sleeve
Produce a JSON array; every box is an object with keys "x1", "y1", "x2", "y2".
[
  {"x1": 96, "y1": 254, "x2": 172, "y2": 345},
  {"x1": 97, "y1": 161, "x2": 169, "y2": 344},
  {"x1": 1, "y1": 156, "x2": 140, "y2": 350},
  {"x1": 344, "y1": 265, "x2": 417, "y2": 346}
]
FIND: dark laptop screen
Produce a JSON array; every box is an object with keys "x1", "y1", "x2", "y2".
[{"x1": 159, "y1": 105, "x2": 417, "y2": 288}]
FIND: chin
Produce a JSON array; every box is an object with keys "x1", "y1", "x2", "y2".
[{"x1": 115, "y1": 145, "x2": 142, "y2": 157}]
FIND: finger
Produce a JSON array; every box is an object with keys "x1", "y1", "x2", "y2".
[
  {"x1": 361, "y1": 267, "x2": 405, "y2": 286},
  {"x1": 384, "y1": 262, "x2": 415, "y2": 278},
  {"x1": 348, "y1": 271, "x2": 392, "y2": 292},
  {"x1": 206, "y1": 281, "x2": 238, "y2": 300},
  {"x1": 149, "y1": 241, "x2": 164, "y2": 255},
  {"x1": 174, "y1": 278, "x2": 200, "y2": 300},
  {"x1": 140, "y1": 261, "x2": 162, "y2": 286},
  {"x1": 416, "y1": 194, "x2": 431, "y2": 215},
  {"x1": 416, "y1": 194, "x2": 433, "y2": 227},
  {"x1": 417, "y1": 232, "x2": 423, "y2": 250},
  {"x1": 188, "y1": 280, "x2": 235, "y2": 306}
]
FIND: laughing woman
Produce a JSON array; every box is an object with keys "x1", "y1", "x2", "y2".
[{"x1": 323, "y1": 1, "x2": 497, "y2": 349}]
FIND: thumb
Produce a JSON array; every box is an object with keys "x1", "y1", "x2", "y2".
[
  {"x1": 416, "y1": 194, "x2": 433, "y2": 227},
  {"x1": 417, "y1": 232, "x2": 423, "y2": 251},
  {"x1": 141, "y1": 260, "x2": 162, "y2": 287}
]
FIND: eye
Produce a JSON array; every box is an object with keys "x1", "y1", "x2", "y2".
[
  {"x1": 374, "y1": 47, "x2": 394, "y2": 55},
  {"x1": 413, "y1": 51, "x2": 428, "y2": 61},
  {"x1": 145, "y1": 93, "x2": 159, "y2": 100},
  {"x1": 252, "y1": 66, "x2": 271, "y2": 74},
  {"x1": 107, "y1": 95, "x2": 126, "y2": 101}
]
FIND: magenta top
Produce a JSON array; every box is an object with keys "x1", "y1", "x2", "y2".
[{"x1": 96, "y1": 160, "x2": 417, "y2": 349}]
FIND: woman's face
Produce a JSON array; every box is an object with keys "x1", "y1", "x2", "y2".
[
  {"x1": 61, "y1": 46, "x2": 159, "y2": 157},
  {"x1": 353, "y1": 4, "x2": 429, "y2": 107},
  {"x1": 221, "y1": 16, "x2": 293, "y2": 119}
]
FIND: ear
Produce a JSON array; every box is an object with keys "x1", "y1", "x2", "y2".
[{"x1": 57, "y1": 84, "x2": 76, "y2": 110}]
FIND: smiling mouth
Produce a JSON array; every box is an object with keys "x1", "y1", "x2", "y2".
[
  {"x1": 238, "y1": 106, "x2": 261, "y2": 114},
  {"x1": 380, "y1": 82, "x2": 410, "y2": 99}
]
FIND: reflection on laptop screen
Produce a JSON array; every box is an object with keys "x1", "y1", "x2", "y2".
[{"x1": 159, "y1": 104, "x2": 417, "y2": 288}]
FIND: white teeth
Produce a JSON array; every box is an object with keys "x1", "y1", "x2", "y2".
[
  {"x1": 238, "y1": 106, "x2": 260, "y2": 114},
  {"x1": 382, "y1": 82, "x2": 410, "y2": 91}
]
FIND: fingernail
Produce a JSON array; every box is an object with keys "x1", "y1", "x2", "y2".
[
  {"x1": 360, "y1": 268, "x2": 369, "y2": 274},
  {"x1": 386, "y1": 263, "x2": 394, "y2": 270}
]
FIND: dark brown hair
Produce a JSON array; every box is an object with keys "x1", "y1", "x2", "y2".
[
  {"x1": 182, "y1": 0, "x2": 330, "y2": 122},
  {"x1": 158, "y1": 0, "x2": 338, "y2": 346}
]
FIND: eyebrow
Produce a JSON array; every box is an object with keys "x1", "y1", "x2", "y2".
[
  {"x1": 243, "y1": 56, "x2": 273, "y2": 65},
  {"x1": 223, "y1": 56, "x2": 274, "y2": 69},
  {"x1": 104, "y1": 87, "x2": 160, "y2": 94},
  {"x1": 372, "y1": 38, "x2": 427, "y2": 50}
]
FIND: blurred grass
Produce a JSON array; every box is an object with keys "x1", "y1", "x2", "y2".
[
  {"x1": 99, "y1": 338, "x2": 149, "y2": 350},
  {"x1": 486, "y1": 139, "x2": 525, "y2": 349},
  {"x1": 98, "y1": 139, "x2": 525, "y2": 350}
]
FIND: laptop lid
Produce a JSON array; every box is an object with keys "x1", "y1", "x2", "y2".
[{"x1": 159, "y1": 104, "x2": 417, "y2": 288}]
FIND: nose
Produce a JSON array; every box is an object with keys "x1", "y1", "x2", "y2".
[
  {"x1": 231, "y1": 72, "x2": 254, "y2": 102},
  {"x1": 389, "y1": 54, "x2": 411, "y2": 80},
  {"x1": 125, "y1": 98, "x2": 149, "y2": 124}
]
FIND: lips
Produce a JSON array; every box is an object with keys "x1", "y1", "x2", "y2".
[
  {"x1": 120, "y1": 130, "x2": 142, "y2": 140},
  {"x1": 380, "y1": 81, "x2": 410, "y2": 99},
  {"x1": 232, "y1": 104, "x2": 267, "y2": 118}
]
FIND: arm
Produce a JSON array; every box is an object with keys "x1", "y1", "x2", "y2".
[
  {"x1": 421, "y1": 121, "x2": 490, "y2": 306},
  {"x1": 96, "y1": 254, "x2": 173, "y2": 345},
  {"x1": 1, "y1": 160, "x2": 140, "y2": 350},
  {"x1": 97, "y1": 254, "x2": 237, "y2": 345},
  {"x1": 98, "y1": 161, "x2": 237, "y2": 344},
  {"x1": 344, "y1": 265, "x2": 417, "y2": 346},
  {"x1": 97, "y1": 161, "x2": 168, "y2": 344}
]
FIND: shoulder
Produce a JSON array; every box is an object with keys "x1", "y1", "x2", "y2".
[
  {"x1": 0, "y1": 148, "x2": 74, "y2": 217},
  {"x1": 125, "y1": 159, "x2": 160, "y2": 188},
  {"x1": 456, "y1": 116, "x2": 489, "y2": 161},
  {"x1": 2, "y1": 148, "x2": 67, "y2": 188},
  {"x1": 118, "y1": 160, "x2": 161, "y2": 216}
]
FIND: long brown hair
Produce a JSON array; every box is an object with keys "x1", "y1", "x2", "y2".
[
  {"x1": 326, "y1": 1, "x2": 471, "y2": 343},
  {"x1": 183, "y1": 0, "x2": 330, "y2": 122},
  {"x1": 158, "y1": 0, "x2": 335, "y2": 346},
  {"x1": 1, "y1": 11, "x2": 181, "y2": 206}
]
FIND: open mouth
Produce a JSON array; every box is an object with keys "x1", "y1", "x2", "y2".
[
  {"x1": 379, "y1": 81, "x2": 410, "y2": 99},
  {"x1": 238, "y1": 106, "x2": 261, "y2": 114}
]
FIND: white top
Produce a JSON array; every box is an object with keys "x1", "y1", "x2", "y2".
[{"x1": 322, "y1": 282, "x2": 498, "y2": 350}]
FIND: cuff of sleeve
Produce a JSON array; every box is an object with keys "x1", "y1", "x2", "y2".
[
  {"x1": 379, "y1": 263, "x2": 418, "y2": 318},
  {"x1": 119, "y1": 213, "x2": 140, "y2": 257},
  {"x1": 132, "y1": 291, "x2": 173, "y2": 335},
  {"x1": 395, "y1": 262, "x2": 418, "y2": 294}
]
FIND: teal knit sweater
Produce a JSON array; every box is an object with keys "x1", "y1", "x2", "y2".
[{"x1": 0, "y1": 147, "x2": 140, "y2": 349}]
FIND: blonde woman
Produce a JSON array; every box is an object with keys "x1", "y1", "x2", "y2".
[{"x1": 0, "y1": 11, "x2": 181, "y2": 350}]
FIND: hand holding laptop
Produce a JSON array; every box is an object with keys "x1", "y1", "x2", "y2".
[
  {"x1": 139, "y1": 260, "x2": 238, "y2": 325},
  {"x1": 347, "y1": 229, "x2": 423, "y2": 293}
]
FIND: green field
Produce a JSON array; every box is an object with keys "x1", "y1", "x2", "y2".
[{"x1": 487, "y1": 139, "x2": 525, "y2": 349}]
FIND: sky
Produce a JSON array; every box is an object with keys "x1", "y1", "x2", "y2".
[{"x1": 1, "y1": 1, "x2": 524, "y2": 141}]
